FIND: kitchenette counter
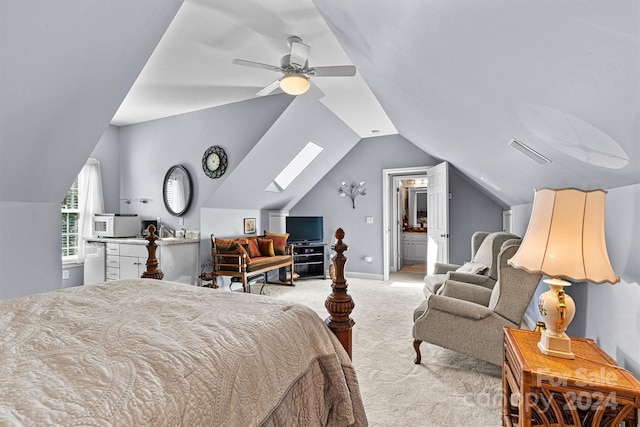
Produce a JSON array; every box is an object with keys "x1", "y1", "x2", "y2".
[
  {"x1": 85, "y1": 237, "x2": 199, "y2": 245},
  {"x1": 83, "y1": 237, "x2": 200, "y2": 286}
]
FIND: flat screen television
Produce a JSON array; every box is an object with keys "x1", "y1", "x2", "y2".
[{"x1": 286, "y1": 216, "x2": 324, "y2": 243}]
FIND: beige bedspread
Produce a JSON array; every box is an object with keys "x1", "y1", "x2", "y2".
[{"x1": 0, "y1": 279, "x2": 367, "y2": 426}]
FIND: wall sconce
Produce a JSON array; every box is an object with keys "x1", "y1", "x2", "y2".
[{"x1": 338, "y1": 181, "x2": 366, "y2": 209}]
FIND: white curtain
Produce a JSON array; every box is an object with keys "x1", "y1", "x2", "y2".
[{"x1": 77, "y1": 158, "x2": 104, "y2": 261}]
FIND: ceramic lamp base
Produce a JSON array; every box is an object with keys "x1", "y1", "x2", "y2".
[
  {"x1": 538, "y1": 329, "x2": 575, "y2": 359},
  {"x1": 537, "y1": 278, "x2": 576, "y2": 359}
]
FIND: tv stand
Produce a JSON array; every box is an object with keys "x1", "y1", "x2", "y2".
[{"x1": 289, "y1": 242, "x2": 327, "y2": 280}]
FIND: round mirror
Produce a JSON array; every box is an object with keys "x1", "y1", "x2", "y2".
[{"x1": 163, "y1": 165, "x2": 193, "y2": 216}]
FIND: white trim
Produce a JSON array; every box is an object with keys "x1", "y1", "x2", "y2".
[{"x1": 61, "y1": 259, "x2": 83, "y2": 267}]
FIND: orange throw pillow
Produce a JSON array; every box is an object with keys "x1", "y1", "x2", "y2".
[
  {"x1": 246, "y1": 239, "x2": 262, "y2": 258},
  {"x1": 264, "y1": 232, "x2": 289, "y2": 255},
  {"x1": 215, "y1": 238, "x2": 250, "y2": 265},
  {"x1": 258, "y1": 238, "x2": 275, "y2": 257},
  {"x1": 215, "y1": 238, "x2": 238, "y2": 253}
]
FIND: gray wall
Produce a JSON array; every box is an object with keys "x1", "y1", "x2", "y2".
[
  {"x1": 290, "y1": 134, "x2": 505, "y2": 276},
  {"x1": 117, "y1": 95, "x2": 293, "y2": 236},
  {"x1": 448, "y1": 169, "x2": 505, "y2": 265},
  {"x1": 514, "y1": 183, "x2": 640, "y2": 376},
  {"x1": 0, "y1": 202, "x2": 62, "y2": 299}
]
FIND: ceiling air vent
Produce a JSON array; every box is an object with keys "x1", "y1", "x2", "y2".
[{"x1": 509, "y1": 138, "x2": 551, "y2": 165}]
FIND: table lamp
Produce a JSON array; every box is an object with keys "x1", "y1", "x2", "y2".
[{"x1": 508, "y1": 188, "x2": 619, "y2": 359}]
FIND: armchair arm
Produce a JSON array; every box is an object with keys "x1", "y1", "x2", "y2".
[
  {"x1": 433, "y1": 262, "x2": 461, "y2": 274},
  {"x1": 445, "y1": 272, "x2": 496, "y2": 289},
  {"x1": 440, "y1": 280, "x2": 492, "y2": 306},
  {"x1": 427, "y1": 294, "x2": 493, "y2": 320}
]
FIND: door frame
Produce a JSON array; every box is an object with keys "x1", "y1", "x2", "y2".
[{"x1": 382, "y1": 166, "x2": 430, "y2": 281}]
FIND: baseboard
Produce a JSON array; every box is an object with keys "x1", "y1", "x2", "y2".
[{"x1": 345, "y1": 271, "x2": 384, "y2": 281}]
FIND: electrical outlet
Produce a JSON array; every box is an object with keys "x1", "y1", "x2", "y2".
[
  {"x1": 179, "y1": 217, "x2": 184, "y2": 226},
  {"x1": 365, "y1": 216, "x2": 374, "y2": 224},
  {"x1": 62, "y1": 270, "x2": 70, "y2": 280}
]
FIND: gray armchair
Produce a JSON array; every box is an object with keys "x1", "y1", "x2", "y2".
[
  {"x1": 423, "y1": 231, "x2": 520, "y2": 297},
  {"x1": 413, "y1": 239, "x2": 542, "y2": 366}
]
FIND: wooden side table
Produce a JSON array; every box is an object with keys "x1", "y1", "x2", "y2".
[{"x1": 503, "y1": 328, "x2": 640, "y2": 427}]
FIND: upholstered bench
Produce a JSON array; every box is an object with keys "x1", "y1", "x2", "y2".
[{"x1": 210, "y1": 232, "x2": 294, "y2": 292}]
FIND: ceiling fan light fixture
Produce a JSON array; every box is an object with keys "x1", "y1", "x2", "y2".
[{"x1": 280, "y1": 74, "x2": 310, "y2": 95}]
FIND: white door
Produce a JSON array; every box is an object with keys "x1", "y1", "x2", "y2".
[{"x1": 426, "y1": 161, "x2": 449, "y2": 275}]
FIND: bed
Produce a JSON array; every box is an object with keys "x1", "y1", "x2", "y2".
[{"x1": 0, "y1": 278, "x2": 366, "y2": 426}]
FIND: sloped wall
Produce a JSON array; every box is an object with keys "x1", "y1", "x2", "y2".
[
  {"x1": 0, "y1": 1, "x2": 182, "y2": 300},
  {"x1": 207, "y1": 95, "x2": 361, "y2": 211}
]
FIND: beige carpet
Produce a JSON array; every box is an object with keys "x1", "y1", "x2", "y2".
[{"x1": 250, "y1": 272, "x2": 503, "y2": 427}]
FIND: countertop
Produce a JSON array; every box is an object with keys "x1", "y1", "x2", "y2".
[{"x1": 85, "y1": 236, "x2": 199, "y2": 246}]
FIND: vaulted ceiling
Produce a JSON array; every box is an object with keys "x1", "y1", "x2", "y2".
[
  {"x1": 2, "y1": 0, "x2": 638, "y2": 209},
  {"x1": 113, "y1": 0, "x2": 640, "y2": 207}
]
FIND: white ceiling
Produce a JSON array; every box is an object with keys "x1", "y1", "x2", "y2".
[
  {"x1": 112, "y1": 0, "x2": 639, "y2": 206},
  {"x1": 111, "y1": 0, "x2": 397, "y2": 138}
]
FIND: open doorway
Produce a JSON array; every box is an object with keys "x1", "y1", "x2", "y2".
[
  {"x1": 397, "y1": 177, "x2": 428, "y2": 273},
  {"x1": 382, "y1": 166, "x2": 429, "y2": 280},
  {"x1": 382, "y1": 162, "x2": 449, "y2": 281}
]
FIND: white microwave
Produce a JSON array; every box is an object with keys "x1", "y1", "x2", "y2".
[{"x1": 93, "y1": 214, "x2": 140, "y2": 238}]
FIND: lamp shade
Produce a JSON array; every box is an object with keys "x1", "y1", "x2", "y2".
[
  {"x1": 279, "y1": 74, "x2": 310, "y2": 95},
  {"x1": 509, "y1": 188, "x2": 619, "y2": 284}
]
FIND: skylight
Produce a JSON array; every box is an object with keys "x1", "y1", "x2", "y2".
[{"x1": 265, "y1": 142, "x2": 323, "y2": 193}]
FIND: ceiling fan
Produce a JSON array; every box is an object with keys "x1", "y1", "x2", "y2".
[{"x1": 232, "y1": 36, "x2": 356, "y2": 97}]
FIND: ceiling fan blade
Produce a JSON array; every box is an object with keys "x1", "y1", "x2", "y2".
[
  {"x1": 233, "y1": 59, "x2": 281, "y2": 72},
  {"x1": 255, "y1": 79, "x2": 282, "y2": 97},
  {"x1": 311, "y1": 65, "x2": 357, "y2": 77},
  {"x1": 289, "y1": 41, "x2": 310, "y2": 68}
]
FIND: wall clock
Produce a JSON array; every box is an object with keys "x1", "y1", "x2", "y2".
[{"x1": 202, "y1": 145, "x2": 228, "y2": 179}]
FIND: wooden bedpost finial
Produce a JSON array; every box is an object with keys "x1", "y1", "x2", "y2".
[
  {"x1": 325, "y1": 228, "x2": 355, "y2": 359},
  {"x1": 142, "y1": 224, "x2": 164, "y2": 280}
]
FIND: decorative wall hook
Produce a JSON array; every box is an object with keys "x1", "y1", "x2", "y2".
[{"x1": 338, "y1": 181, "x2": 366, "y2": 209}]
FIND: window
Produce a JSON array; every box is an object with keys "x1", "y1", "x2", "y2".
[
  {"x1": 61, "y1": 158, "x2": 104, "y2": 263},
  {"x1": 265, "y1": 141, "x2": 323, "y2": 192},
  {"x1": 61, "y1": 178, "x2": 80, "y2": 259}
]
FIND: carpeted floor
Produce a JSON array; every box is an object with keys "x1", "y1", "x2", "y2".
[{"x1": 250, "y1": 272, "x2": 503, "y2": 426}]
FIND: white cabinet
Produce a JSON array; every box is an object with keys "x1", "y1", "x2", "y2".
[
  {"x1": 402, "y1": 232, "x2": 428, "y2": 263},
  {"x1": 103, "y1": 239, "x2": 198, "y2": 285},
  {"x1": 105, "y1": 243, "x2": 121, "y2": 281},
  {"x1": 119, "y1": 243, "x2": 149, "y2": 279}
]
